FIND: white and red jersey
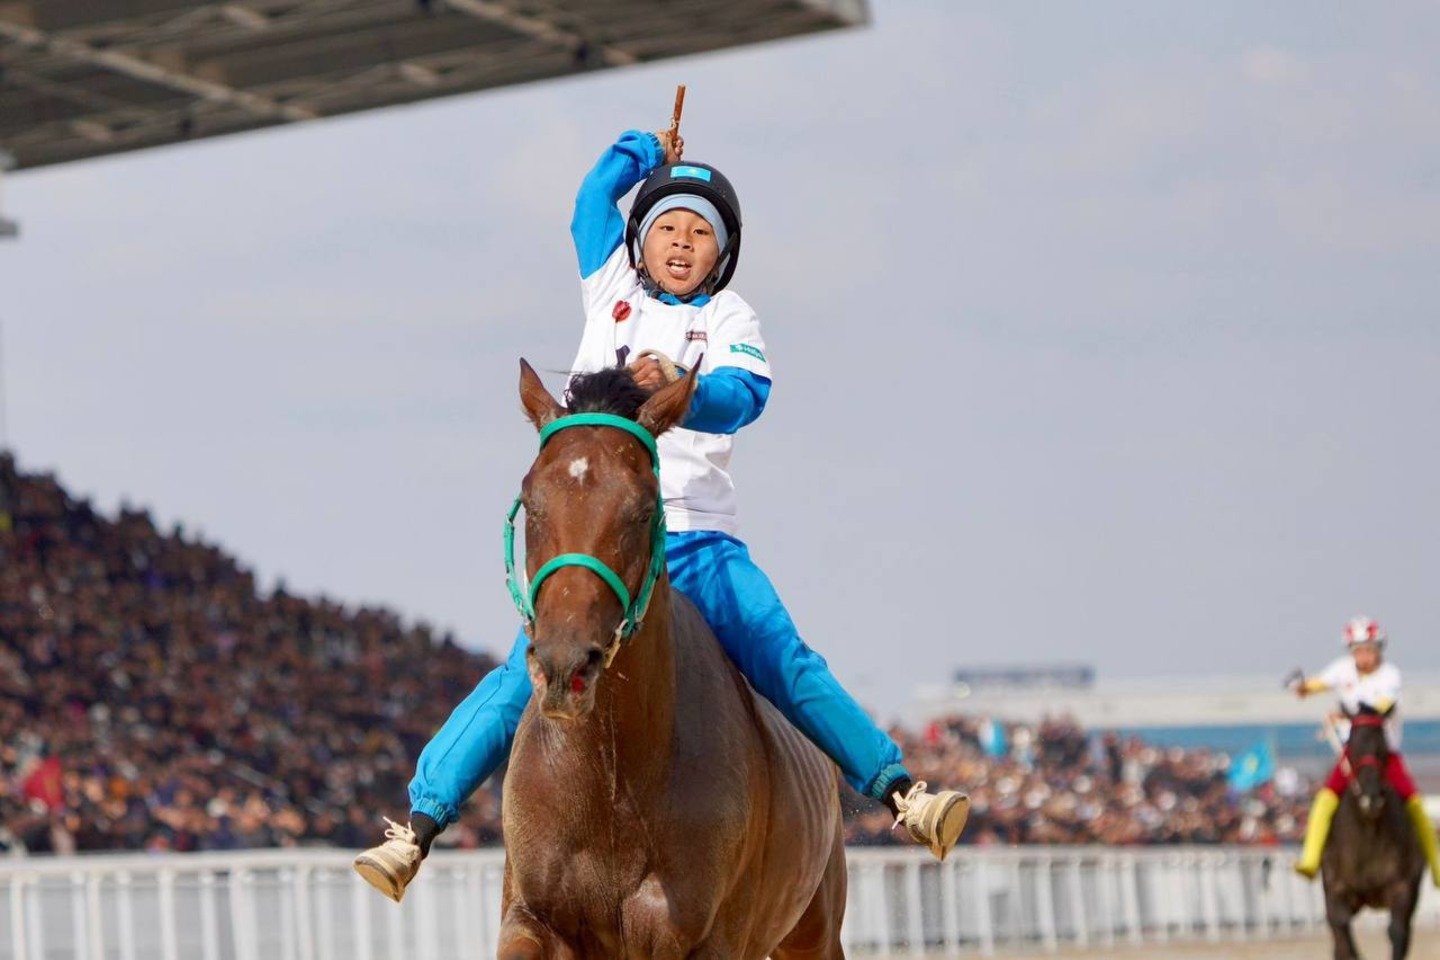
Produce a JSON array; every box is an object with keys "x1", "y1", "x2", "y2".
[
  {"x1": 571, "y1": 246, "x2": 772, "y2": 535},
  {"x1": 1316, "y1": 656, "x2": 1403, "y2": 749}
]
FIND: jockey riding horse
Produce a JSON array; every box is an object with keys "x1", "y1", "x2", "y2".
[{"x1": 1292, "y1": 616, "x2": 1440, "y2": 887}]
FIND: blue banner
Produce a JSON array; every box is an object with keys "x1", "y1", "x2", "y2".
[
  {"x1": 1228, "y1": 738, "x2": 1277, "y2": 793},
  {"x1": 979, "y1": 718, "x2": 1008, "y2": 759}
]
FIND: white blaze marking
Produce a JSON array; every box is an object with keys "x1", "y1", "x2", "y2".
[{"x1": 568, "y1": 458, "x2": 589, "y2": 482}]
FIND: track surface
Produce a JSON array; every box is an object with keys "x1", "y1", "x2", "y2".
[{"x1": 870, "y1": 929, "x2": 1438, "y2": 959}]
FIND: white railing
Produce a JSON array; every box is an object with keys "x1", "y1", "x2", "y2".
[{"x1": 0, "y1": 846, "x2": 1434, "y2": 958}]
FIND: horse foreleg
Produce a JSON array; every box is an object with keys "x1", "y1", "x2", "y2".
[
  {"x1": 1389, "y1": 913, "x2": 1413, "y2": 960},
  {"x1": 497, "y1": 904, "x2": 572, "y2": 960},
  {"x1": 772, "y1": 827, "x2": 847, "y2": 960},
  {"x1": 619, "y1": 874, "x2": 710, "y2": 960},
  {"x1": 1326, "y1": 898, "x2": 1359, "y2": 960},
  {"x1": 1330, "y1": 920, "x2": 1360, "y2": 960},
  {"x1": 497, "y1": 936, "x2": 545, "y2": 960},
  {"x1": 1386, "y1": 876, "x2": 1423, "y2": 960}
]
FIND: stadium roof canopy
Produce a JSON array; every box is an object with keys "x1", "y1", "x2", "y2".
[{"x1": 0, "y1": 0, "x2": 866, "y2": 171}]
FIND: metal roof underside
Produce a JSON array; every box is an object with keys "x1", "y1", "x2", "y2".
[{"x1": 0, "y1": 0, "x2": 866, "y2": 170}]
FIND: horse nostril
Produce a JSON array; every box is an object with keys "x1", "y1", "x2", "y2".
[{"x1": 563, "y1": 649, "x2": 606, "y2": 696}]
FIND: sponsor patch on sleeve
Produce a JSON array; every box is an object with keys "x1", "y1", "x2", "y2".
[{"x1": 729, "y1": 343, "x2": 766, "y2": 362}]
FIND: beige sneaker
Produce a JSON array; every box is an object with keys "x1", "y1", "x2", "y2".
[
  {"x1": 352, "y1": 818, "x2": 422, "y2": 902},
  {"x1": 893, "y1": 781, "x2": 970, "y2": 861}
]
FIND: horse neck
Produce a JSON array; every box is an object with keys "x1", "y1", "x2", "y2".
[{"x1": 583, "y1": 576, "x2": 677, "y2": 795}]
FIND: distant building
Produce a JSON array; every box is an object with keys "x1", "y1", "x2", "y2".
[
  {"x1": 914, "y1": 669, "x2": 1440, "y2": 780},
  {"x1": 951, "y1": 663, "x2": 1095, "y2": 694}
]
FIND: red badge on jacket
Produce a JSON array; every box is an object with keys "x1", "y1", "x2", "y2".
[{"x1": 612, "y1": 300, "x2": 632, "y2": 322}]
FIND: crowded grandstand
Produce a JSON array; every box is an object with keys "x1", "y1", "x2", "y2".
[{"x1": 1, "y1": 452, "x2": 1311, "y2": 855}]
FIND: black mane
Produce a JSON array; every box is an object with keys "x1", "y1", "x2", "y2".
[{"x1": 563, "y1": 367, "x2": 650, "y2": 420}]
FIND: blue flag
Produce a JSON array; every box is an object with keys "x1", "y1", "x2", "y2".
[
  {"x1": 979, "y1": 718, "x2": 1008, "y2": 759},
  {"x1": 1228, "y1": 738, "x2": 1277, "y2": 792}
]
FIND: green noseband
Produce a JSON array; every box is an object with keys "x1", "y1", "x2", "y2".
[{"x1": 504, "y1": 413, "x2": 666, "y2": 651}]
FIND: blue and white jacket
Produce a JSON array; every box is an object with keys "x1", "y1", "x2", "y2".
[{"x1": 570, "y1": 131, "x2": 772, "y2": 535}]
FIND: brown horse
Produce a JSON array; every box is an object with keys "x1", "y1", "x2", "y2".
[
  {"x1": 1321, "y1": 710, "x2": 1424, "y2": 960},
  {"x1": 496, "y1": 361, "x2": 847, "y2": 960}
]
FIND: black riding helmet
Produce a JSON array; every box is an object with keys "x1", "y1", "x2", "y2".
[{"x1": 625, "y1": 161, "x2": 743, "y2": 295}]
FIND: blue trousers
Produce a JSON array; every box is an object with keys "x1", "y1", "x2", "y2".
[{"x1": 409, "y1": 530, "x2": 908, "y2": 827}]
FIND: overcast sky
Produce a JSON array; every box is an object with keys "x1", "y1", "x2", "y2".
[{"x1": 3, "y1": 1, "x2": 1438, "y2": 718}]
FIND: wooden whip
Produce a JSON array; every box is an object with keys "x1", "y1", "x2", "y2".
[{"x1": 669, "y1": 84, "x2": 686, "y2": 157}]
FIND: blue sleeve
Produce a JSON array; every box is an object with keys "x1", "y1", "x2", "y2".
[
  {"x1": 682, "y1": 367, "x2": 771, "y2": 435},
  {"x1": 572, "y1": 130, "x2": 665, "y2": 279}
]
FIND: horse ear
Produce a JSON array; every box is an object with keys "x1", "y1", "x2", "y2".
[
  {"x1": 519, "y1": 359, "x2": 563, "y2": 430},
  {"x1": 637, "y1": 358, "x2": 701, "y2": 438}
]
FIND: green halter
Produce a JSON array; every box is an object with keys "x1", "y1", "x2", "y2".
[{"x1": 504, "y1": 413, "x2": 666, "y2": 657}]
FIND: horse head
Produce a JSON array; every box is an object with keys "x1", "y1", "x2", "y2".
[
  {"x1": 513, "y1": 359, "x2": 698, "y2": 721},
  {"x1": 1347, "y1": 708, "x2": 1391, "y2": 821}
]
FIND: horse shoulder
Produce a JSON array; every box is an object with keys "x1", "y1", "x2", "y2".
[
  {"x1": 664, "y1": 596, "x2": 767, "y2": 806},
  {"x1": 668, "y1": 596, "x2": 842, "y2": 942},
  {"x1": 751, "y1": 693, "x2": 845, "y2": 914},
  {"x1": 666, "y1": 593, "x2": 769, "y2": 807},
  {"x1": 503, "y1": 719, "x2": 653, "y2": 924}
]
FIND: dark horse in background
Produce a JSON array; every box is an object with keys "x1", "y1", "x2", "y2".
[
  {"x1": 1321, "y1": 709, "x2": 1425, "y2": 960},
  {"x1": 496, "y1": 362, "x2": 847, "y2": 959}
]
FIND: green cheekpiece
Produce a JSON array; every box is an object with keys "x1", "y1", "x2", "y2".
[{"x1": 505, "y1": 413, "x2": 667, "y2": 643}]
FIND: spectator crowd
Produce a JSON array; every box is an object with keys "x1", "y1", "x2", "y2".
[
  {"x1": 845, "y1": 716, "x2": 1308, "y2": 848},
  {"x1": 1, "y1": 453, "x2": 1308, "y2": 856}
]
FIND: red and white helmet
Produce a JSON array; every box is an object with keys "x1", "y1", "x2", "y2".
[{"x1": 1343, "y1": 616, "x2": 1387, "y2": 648}]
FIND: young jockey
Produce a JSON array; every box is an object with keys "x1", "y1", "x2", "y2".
[
  {"x1": 1292, "y1": 616, "x2": 1440, "y2": 886},
  {"x1": 353, "y1": 128, "x2": 970, "y2": 901}
]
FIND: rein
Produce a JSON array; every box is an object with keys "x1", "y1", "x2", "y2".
[{"x1": 504, "y1": 412, "x2": 667, "y2": 667}]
